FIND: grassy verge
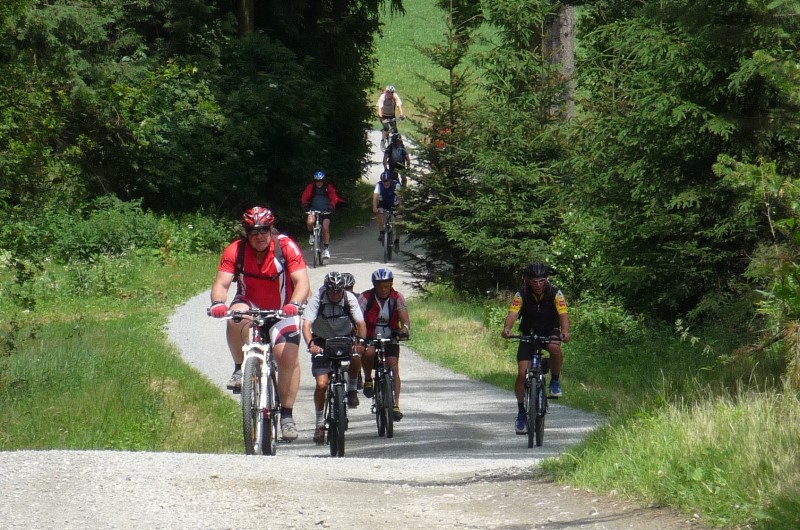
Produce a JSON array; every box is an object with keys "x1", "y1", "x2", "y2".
[
  {"x1": 0, "y1": 254, "x2": 242, "y2": 453},
  {"x1": 406, "y1": 285, "x2": 800, "y2": 529}
]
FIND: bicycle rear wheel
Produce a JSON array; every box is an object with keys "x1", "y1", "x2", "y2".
[
  {"x1": 375, "y1": 373, "x2": 387, "y2": 437},
  {"x1": 534, "y1": 383, "x2": 547, "y2": 447},
  {"x1": 241, "y1": 357, "x2": 264, "y2": 455},
  {"x1": 525, "y1": 379, "x2": 535, "y2": 449},
  {"x1": 384, "y1": 372, "x2": 394, "y2": 439},
  {"x1": 262, "y1": 369, "x2": 279, "y2": 456}
]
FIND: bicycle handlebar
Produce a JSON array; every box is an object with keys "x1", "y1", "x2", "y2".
[
  {"x1": 206, "y1": 308, "x2": 302, "y2": 320},
  {"x1": 367, "y1": 332, "x2": 409, "y2": 346},
  {"x1": 305, "y1": 210, "x2": 332, "y2": 216},
  {"x1": 506, "y1": 334, "x2": 560, "y2": 343}
]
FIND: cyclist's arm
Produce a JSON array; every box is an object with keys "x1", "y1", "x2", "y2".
[
  {"x1": 555, "y1": 292, "x2": 570, "y2": 341},
  {"x1": 372, "y1": 190, "x2": 380, "y2": 213},
  {"x1": 394, "y1": 94, "x2": 405, "y2": 118},
  {"x1": 501, "y1": 292, "x2": 523, "y2": 337},
  {"x1": 288, "y1": 267, "x2": 310, "y2": 306},
  {"x1": 211, "y1": 270, "x2": 234, "y2": 305}
]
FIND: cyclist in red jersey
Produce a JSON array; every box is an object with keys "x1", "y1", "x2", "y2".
[
  {"x1": 501, "y1": 262, "x2": 571, "y2": 434},
  {"x1": 359, "y1": 268, "x2": 411, "y2": 421},
  {"x1": 209, "y1": 206, "x2": 310, "y2": 442}
]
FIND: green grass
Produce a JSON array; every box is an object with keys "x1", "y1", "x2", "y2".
[
  {"x1": 375, "y1": 0, "x2": 449, "y2": 118},
  {"x1": 406, "y1": 286, "x2": 800, "y2": 529},
  {"x1": 0, "y1": 255, "x2": 242, "y2": 453}
]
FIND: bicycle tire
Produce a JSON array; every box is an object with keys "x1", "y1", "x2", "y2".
[
  {"x1": 526, "y1": 377, "x2": 536, "y2": 449},
  {"x1": 317, "y1": 229, "x2": 326, "y2": 267},
  {"x1": 312, "y1": 229, "x2": 320, "y2": 268},
  {"x1": 334, "y1": 384, "x2": 346, "y2": 456},
  {"x1": 263, "y1": 368, "x2": 279, "y2": 456},
  {"x1": 375, "y1": 373, "x2": 386, "y2": 437},
  {"x1": 241, "y1": 356, "x2": 264, "y2": 455},
  {"x1": 383, "y1": 228, "x2": 391, "y2": 263},
  {"x1": 534, "y1": 382, "x2": 547, "y2": 447},
  {"x1": 326, "y1": 385, "x2": 338, "y2": 457},
  {"x1": 384, "y1": 372, "x2": 394, "y2": 439}
]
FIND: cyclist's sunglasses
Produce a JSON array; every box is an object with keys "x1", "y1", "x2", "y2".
[{"x1": 247, "y1": 227, "x2": 271, "y2": 235}]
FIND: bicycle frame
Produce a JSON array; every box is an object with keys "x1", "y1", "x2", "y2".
[
  {"x1": 509, "y1": 333, "x2": 554, "y2": 448},
  {"x1": 369, "y1": 335, "x2": 396, "y2": 438},
  {"x1": 381, "y1": 209, "x2": 396, "y2": 263},
  {"x1": 220, "y1": 309, "x2": 287, "y2": 456},
  {"x1": 319, "y1": 336, "x2": 353, "y2": 457},
  {"x1": 306, "y1": 210, "x2": 330, "y2": 268}
]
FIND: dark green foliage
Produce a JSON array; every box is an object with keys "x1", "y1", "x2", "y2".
[
  {"x1": 0, "y1": 0, "x2": 389, "y2": 235},
  {"x1": 563, "y1": 0, "x2": 800, "y2": 319},
  {"x1": 404, "y1": 0, "x2": 568, "y2": 292}
]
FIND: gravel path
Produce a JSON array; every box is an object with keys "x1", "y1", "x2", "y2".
[{"x1": 0, "y1": 131, "x2": 706, "y2": 529}]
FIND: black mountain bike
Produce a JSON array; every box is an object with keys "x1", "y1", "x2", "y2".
[
  {"x1": 210, "y1": 308, "x2": 288, "y2": 456},
  {"x1": 319, "y1": 336, "x2": 353, "y2": 457},
  {"x1": 380, "y1": 208, "x2": 396, "y2": 263},
  {"x1": 380, "y1": 117, "x2": 400, "y2": 150},
  {"x1": 368, "y1": 334, "x2": 396, "y2": 438},
  {"x1": 508, "y1": 334, "x2": 555, "y2": 448}
]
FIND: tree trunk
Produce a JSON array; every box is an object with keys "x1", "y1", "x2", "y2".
[
  {"x1": 236, "y1": 0, "x2": 254, "y2": 35},
  {"x1": 544, "y1": 4, "x2": 575, "y2": 119}
]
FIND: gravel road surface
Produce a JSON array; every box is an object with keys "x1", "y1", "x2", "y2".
[{"x1": 0, "y1": 131, "x2": 706, "y2": 529}]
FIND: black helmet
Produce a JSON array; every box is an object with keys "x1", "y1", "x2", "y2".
[
  {"x1": 324, "y1": 271, "x2": 346, "y2": 291},
  {"x1": 523, "y1": 262, "x2": 550, "y2": 279}
]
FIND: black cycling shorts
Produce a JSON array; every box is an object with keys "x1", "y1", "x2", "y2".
[{"x1": 516, "y1": 328, "x2": 560, "y2": 363}]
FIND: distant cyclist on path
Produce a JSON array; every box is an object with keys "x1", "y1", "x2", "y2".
[
  {"x1": 301, "y1": 170, "x2": 344, "y2": 260},
  {"x1": 500, "y1": 262, "x2": 571, "y2": 435}
]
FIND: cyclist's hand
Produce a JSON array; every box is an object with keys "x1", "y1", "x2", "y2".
[
  {"x1": 281, "y1": 303, "x2": 300, "y2": 317},
  {"x1": 501, "y1": 328, "x2": 512, "y2": 338},
  {"x1": 209, "y1": 303, "x2": 228, "y2": 318},
  {"x1": 561, "y1": 331, "x2": 571, "y2": 343},
  {"x1": 399, "y1": 115, "x2": 406, "y2": 121}
]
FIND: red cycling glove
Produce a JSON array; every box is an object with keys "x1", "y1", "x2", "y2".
[
  {"x1": 209, "y1": 303, "x2": 228, "y2": 318},
  {"x1": 281, "y1": 303, "x2": 299, "y2": 317}
]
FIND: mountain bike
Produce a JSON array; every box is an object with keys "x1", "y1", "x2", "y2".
[
  {"x1": 380, "y1": 117, "x2": 400, "y2": 150},
  {"x1": 318, "y1": 336, "x2": 354, "y2": 457},
  {"x1": 508, "y1": 334, "x2": 554, "y2": 448},
  {"x1": 368, "y1": 334, "x2": 396, "y2": 438},
  {"x1": 306, "y1": 210, "x2": 330, "y2": 268},
  {"x1": 380, "y1": 208, "x2": 397, "y2": 263},
  {"x1": 210, "y1": 308, "x2": 290, "y2": 456}
]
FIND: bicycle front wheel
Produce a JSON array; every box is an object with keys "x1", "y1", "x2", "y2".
[
  {"x1": 262, "y1": 368, "x2": 279, "y2": 456},
  {"x1": 335, "y1": 384, "x2": 346, "y2": 456},
  {"x1": 525, "y1": 378, "x2": 535, "y2": 449},
  {"x1": 241, "y1": 357, "x2": 264, "y2": 455},
  {"x1": 384, "y1": 372, "x2": 394, "y2": 439},
  {"x1": 534, "y1": 382, "x2": 547, "y2": 447},
  {"x1": 374, "y1": 372, "x2": 386, "y2": 437},
  {"x1": 312, "y1": 231, "x2": 320, "y2": 268},
  {"x1": 383, "y1": 228, "x2": 391, "y2": 263}
]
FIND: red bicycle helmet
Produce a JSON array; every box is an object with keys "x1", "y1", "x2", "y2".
[{"x1": 241, "y1": 206, "x2": 275, "y2": 229}]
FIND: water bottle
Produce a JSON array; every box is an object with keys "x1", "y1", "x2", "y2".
[{"x1": 532, "y1": 353, "x2": 540, "y2": 370}]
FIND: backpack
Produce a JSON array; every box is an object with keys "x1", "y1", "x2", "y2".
[
  {"x1": 318, "y1": 288, "x2": 358, "y2": 329},
  {"x1": 233, "y1": 230, "x2": 286, "y2": 283}
]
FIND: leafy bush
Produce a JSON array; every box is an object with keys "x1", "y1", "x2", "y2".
[{"x1": 571, "y1": 293, "x2": 644, "y2": 340}]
